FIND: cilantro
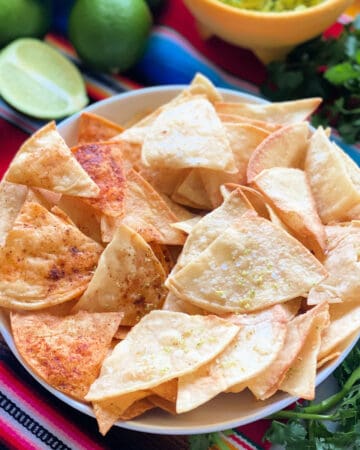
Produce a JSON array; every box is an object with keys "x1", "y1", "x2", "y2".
[
  {"x1": 260, "y1": 15, "x2": 360, "y2": 144},
  {"x1": 188, "y1": 341, "x2": 360, "y2": 450}
]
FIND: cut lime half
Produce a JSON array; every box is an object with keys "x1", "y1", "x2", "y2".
[{"x1": 0, "y1": 38, "x2": 88, "y2": 119}]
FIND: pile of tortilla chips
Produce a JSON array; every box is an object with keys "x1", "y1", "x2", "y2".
[{"x1": 1, "y1": 73, "x2": 360, "y2": 436}]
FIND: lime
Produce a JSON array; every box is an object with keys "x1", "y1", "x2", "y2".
[
  {"x1": 68, "y1": 0, "x2": 152, "y2": 72},
  {"x1": 0, "y1": 38, "x2": 88, "y2": 119},
  {"x1": 0, "y1": 0, "x2": 52, "y2": 48}
]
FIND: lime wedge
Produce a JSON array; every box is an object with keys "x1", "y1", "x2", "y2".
[{"x1": 0, "y1": 38, "x2": 88, "y2": 119}]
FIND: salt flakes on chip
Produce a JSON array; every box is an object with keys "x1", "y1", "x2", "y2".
[
  {"x1": 5, "y1": 121, "x2": 100, "y2": 198},
  {"x1": 169, "y1": 216, "x2": 326, "y2": 314},
  {"x1": 85, "y1": 310, "x2": 240, "y2": 401}
]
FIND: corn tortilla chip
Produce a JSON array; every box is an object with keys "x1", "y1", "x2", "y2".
[
  {"x1": 5, "y1": 122, "x2": 99, "y2": 198},
  {"x1": 11, "y1": 310, "x2": 122, "y2": 400},
  {"x1": 169, "y1": 216, "x2": 326, "y2": 313},
  {"x1": 308, "y1": 222, "x2": 360, "y2": 304},
  {"x1": 78, "y1": 112, "x2": 124, "y2": 144},
  {"x1": 247, "y1": 122, "x2": 310, "y2": 183},
  {"x1": 305, "y1": 127, "x2": 360, "y2": 223},
  {"x1": 172, "y1": 169, "x2": 213, "y2": 210},
  {"x1": 279, "y1": 303, "x2": 329, "y2": 400},
  {"x1": 0, "y1": 202, "x2": 103, "y2": 310},
  {"x1": 218, "y1": 112, "x2": 282, "y2": 133},
  {"x1": 0, "y1": 181, "x2": 28, "y2": 246},
  {"x1": 73, "y1": 224, "x2": 167, "y2": 326},
  {"x1": 85, "y1": 310, "x2": 240, "y2": 401},
  {"x1": 72, "y1": 142, "x2": 126, "y2": 217},
  {"x1": 253, "y1": 167, "x2": 326, "y2": 257},
  {"x1": 215, "y1": 98, "x2": 321, "y2": 125},
  {"x1": 142, "y1": 97, "x2": 236, "y2": 173},
  {"x1": 177, "y1": 306, "x2": 288, "y2": 413}
]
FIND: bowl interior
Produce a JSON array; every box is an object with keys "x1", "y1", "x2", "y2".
[{"x1": 1, "y1": 86, "x2": 358, "y2": 435}]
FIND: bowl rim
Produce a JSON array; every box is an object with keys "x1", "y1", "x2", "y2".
[
  {"x1": 1, "y1": 85, "x2": 358, "y2": 436},
  {"x1": 186, "y1": 0, "x2": 352, "y2": 19}
]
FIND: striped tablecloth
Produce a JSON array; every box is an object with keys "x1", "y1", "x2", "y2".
[{"x1": 0, "y1": 1, "x2": 359, "y2": 449}]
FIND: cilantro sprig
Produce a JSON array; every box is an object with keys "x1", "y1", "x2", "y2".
[
  {"x1": 188, "y1": 340, "x2": 360, "y2": 450},
  {"x1": 260, "y1": 15, "x2": 360, "y2": 144}
]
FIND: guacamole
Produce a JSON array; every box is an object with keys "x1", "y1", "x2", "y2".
[{"x1": 219, "y1": 0, "x2": 324, "y2": 12}]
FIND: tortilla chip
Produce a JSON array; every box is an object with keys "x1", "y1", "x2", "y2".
[
  {"x1": 171, "y1": 216, "x2": 203, "y2": 235},
  {"x1": 118, "y1": 74, "x2": 222, "y2": 146},
  {"x1": 113, "y1": 326, "x2": 131, "y2": 340},
  {"x1": 139, "y1": 167, "x2": 187, "y2": 196},
  {"x1": 177, "y1": 306, "x2": 287, "y2": 413},
  {"x1": 72, "y1": 142, "x2": 126, "y2": 217},
  {"x1": 102, "y1": 169, "x2": 186, "y2": 245},
  {"x1": 85, "y1": 310, "x2": 240, "y2": 401},
  {"x1": 11, "y1": 310, "x2": 122, "y2": 400},
  {"x1": 317, "y1": 330, "x2": 358, "y2": 369},
  {"x1": 77, "y1": 112, "x2": 124, "y2": 144},
  {"x1": 172, "y1": 169, "x2": 213, "y2": 210},
  {"x1": 308, "y1": 222, "x2": 360, "y2": 304},
  {"x1": 0, "y1": 202, "x2": 103, "y2": 310},
  {"x1": 142, "y1": 97, "x2": 236, "y2": 173},
  {"x1": 162, "y1": 292, "x2": 205, "y2": 315},
  {"x1": 247, "y1": 302, "x2": 328, "y2": 400},
  {"x1": 149, "y1": 243, "x2": 174, "y2": 276},
  {"x1": 159, "y1": 194, "x2": 196, "y2": 221},
  {"x1": 57, "y1": 195, "x2": 102, "y2": 243},
  {"x1": 93, "y1": 390, "x2": 150, "y2": 435},
  {"x1": 169, "y1": 216, "x2": 326, "y2": 314},
  {"x1": 247, "y1": 122, "x2": 310, "y2": 183},
  {"x1": 148, "y1": 395, "x2": 177, "y2": 414},
  {"x1": 305, "y1": 127, "x2": 360, "y2": 223},
  {"x1": 0, "y1": 181, "x2": 28, "y2": 246},
  {"x1": 200, "y1": 123, "x2": 269, "y2": 207},
  {"x1": 175, "y1": 188, "x2": 254, "y2": 270},
  {"x1": 73, "y1": 224, "x2": 167, "y2": 326},
  {"x1": 151, "y1": 379, "x2": 178, "y2": 403},
  {"x1": 5, "y1": 122, "x2": 99, "y2": 198},
  {"x1": 215, "y1": 98, "x2": 321, "y2": 125},
  {"x1": 218, "y1": 113, "x2": 282, "y2": 133},
  {"x1": 318, "y1": 301, "x2": 360, "y2": 361},
  {"x1": 279, "y1": 303, "x2": 329, "y2": 400},
  {"x1": 253, "y1": 167, "x2": 326, "y2": 257}
]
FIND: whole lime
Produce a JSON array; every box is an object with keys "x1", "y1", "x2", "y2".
[
  {"x1": 0, "y1": 0, "x2": 52, "y2": 48},
  {"x1": 68, "y1": 0, "x2": 152, "y2": 73}
]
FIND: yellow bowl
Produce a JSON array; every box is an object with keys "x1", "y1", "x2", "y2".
[{"x1": 183, "y1": 0, "x2": 354, "y2": 63}]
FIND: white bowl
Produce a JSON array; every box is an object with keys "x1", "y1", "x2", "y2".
[{"x1": 0, "y1": 85, "x2": 359, "y2": 435}]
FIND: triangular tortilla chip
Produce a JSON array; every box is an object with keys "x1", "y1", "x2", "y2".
[
  {"x1": 218, "y1": 113, "x2": 282, "y2": 133},
  {"x1": 200, "y1": 123, "x2": 269, "y2": 207},
  {"x1": 73, "y1": 224, "x2": 167, "y2": 326},
  {"x1": 117, "y1": 73, "x2": 223, "y2": 145},
  {"x1": 85, "y1": 310, "x2": 240, "y2": 401},
  {"x1": 279, "y1": 303, "x2": 329, "y2": 400},
  {"x1": 151, "y1": 379, "x2": 178, "y2": 403},
  {"x1": 159, "y1": 193, "x2": 197, "y2": 221},
  {"x1": 101, "y1": 169, "x2": 186, "y2": 245},
  {"x1": 247, "y1": 122, "x2": 310, "y2": 183},
  {"x1": 5, "y1": 122, "x2": 99, "y2": 198},
  {"x1": 148, "y1": 395, "x2": 177, "y2": 415},
  {"x1": 172, "y1": 169, "x2": 213, "y2": 210},
  {"x1": 168, "y1": 216, "x2": 326, "y2": 314},
  {"x1": 11, "y1": 310, "x2": 122, "y2": 400},
  {"x1": 93, "y1": 390, "x2": 150, "y2": 435},
  {"x1": 142, "y1": 97, "x2": 236, "y2": 173},
  {"x1": 308, "y1": 222, "x2": 360, "y2": 304},
  {"x1": 215, "y1": 98, "x2": 321, "y2": 125},
  {"x1": 305, "y1": 127, "x2": 360, "y2": 223},
  {"x1": 162, "y1": 292, "x2": 205, "y2": 315},
  {"x1": 77, "y1": 112, "x2": 124, "y2": 144},
  {"x1": 171, "y1": 216, "x2": 203, "y2": 235},
  {"x1": 318, "y1": 301, "x2": 360, "y2": 361},
  {"x1": 72, "y1": 142, "x2": 126, "y2": 217},
  {"x1": 0, "y1": 202, "x2": 103, "y2": 310},
  {"x1": 139, "y1": 167, "x2": 187, "y2": 196},
  {"x1": 57, "y1": 195, "x2": 102, "y2": 243},
  {"x1": 253, "y1": 167, "x2": 326, "y2": 257},
  {"x1": 177, "y1": 306, "x2": 287, "y2": 413},
  {"x1": 175, "y1": 188, "x2": 254, "y2": 270},
  {"x1": 247, "y1": 302, "x2": 328, "y2": 400},
  {"x1": 0, "y1": 181, "x2": 28, "y2": 246}
]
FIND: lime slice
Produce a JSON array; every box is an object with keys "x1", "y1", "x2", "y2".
[{"x1": 0, "y1": 38, "x2": 88, "y2": 119}]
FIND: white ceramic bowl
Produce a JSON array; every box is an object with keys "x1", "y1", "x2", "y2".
[{"x1": 0, "y1": 86, "x2": 359, "y2": 435}]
